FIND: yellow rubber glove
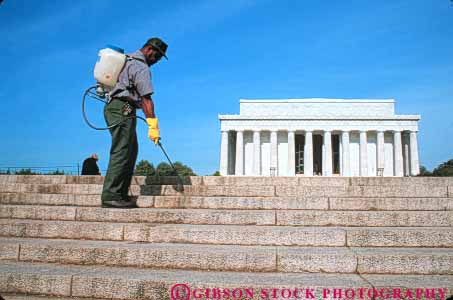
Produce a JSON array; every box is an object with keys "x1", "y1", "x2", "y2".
[{"x1": 146, "y1": 118, "x2": 160, "y2": 145}]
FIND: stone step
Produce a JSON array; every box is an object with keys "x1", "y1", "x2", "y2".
[
  {"x1": 277, "y1": 210, "x2": 453, "y2": 227},
  {"x1": 1, "y1": 219, "x2": 452, "y2": 247},
  {"x1": 0, "y1": 183, "x2": 278, "y2": 197},
  {"x1": 275, "y1": 185, "x2": 449, "y2": 198},
  {"x1": 0, "y1": 220, "x2": 344, "y2": 245},
  {"x1": 1, "y1": 237, "x2": 452, "y2": 275},
  {"x1": 1, "y1": 205, "x2": 453, "y2": 227},
  {"x1": 2, "y1": 261, "x2": 453, "y2": 299},
  {"x1": 0, "y1": 192, "x2": 101, "y2": 206},
  {"x1": 329, "y1": 197, "x2": 453, "y2": 211},
  {"x1": 0, "y1": 296, "x2": 101, "y2": 300},
  {"x1": 0, "y1": 183, "x2": 450, "y2": 197},
  {"x1": 0, "y1": 205, "x2": 275, "y2": 225},
  {"x1": 2, "y1": 175, "x2": 453, "y2": 187},
  {"x1": 2, "y1": 193, "x2": 453, "y2": 211}
]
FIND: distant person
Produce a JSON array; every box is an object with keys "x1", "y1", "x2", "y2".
[{"x1": 81, "y1": 154, "x2": 101, "y2": 175}]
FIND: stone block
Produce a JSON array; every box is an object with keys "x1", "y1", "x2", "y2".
[
  {"x1": 449, "y1": 186, "x2": 453, "y2": 198},
  {"x1": 354, "y1": 248, "x2": 453, "y2": 275},
  {"x1": 1, "y1": 261, "x2": 374, "y2": 299},
  {"x1": 0, "y1": 220, "x2": 124, "y2": 241},
  {"x1": 0, "y1": 193, "x2": 100, "y2": 206},
  {"x1": 0, "y1": 262, "x2": 71, "y2": 296},
  {"x1": 362, "y1": 274, "x2": 453, "y2": 298},
  {"x1": 277, "y1": 185, "x2": 448, "y2": 198},
  {"x1": 140, "y1": 185, "x2": 275, "y2": 197},
  {"x1": 275, "y1": 186, "x2": 348, "y2": 197},
  {"x1": 352, "y1": 177, "x2": 453, "y2": 187},
  {"x1": 346, "y1": 228, "x2": 453, "y2": 247},
  {"x1": 277, "y1": 211, "x2": 453, "y2": 227},
  {"x1": 19, "y1": 240, "x2": 276, "y2": 272},
  {"x1": 152, "y1": 196, "x2": 328, "y2": 210},
  {"x1": 277, "y1": 247, "x2": 357, "y2": 273},
  {"x1": 297, "y1": 177, "x2": 350, "y2": 186},
  {"x1": 0, "y1": 242, "x2": 19, "y2": 260},
  {"x1": 0, "y1": 205, "x2": 76, "y2": 221},
  {"x1": 124, "y1": 224, "x2": 346, "y2": 246},
  {"x1": 202, "y1": 176, "x2": 299, "y2": 186},
  {"x1": 329, "y1": 197, "x2": 453, "y2": 211},
  {"x1": 76, "y1": 207, "x2": 275, "y2": 225},
  {"x1": 352, "y1": 185, "x2": 448, "y2": 198}
]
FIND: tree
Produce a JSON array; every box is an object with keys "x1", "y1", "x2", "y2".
[
  {"x1": 173, "y1": 161, "x2": 196, "y2": 176},
  {"x1": 134, "y1": 160, "x2": 155, "y2": 176},
  {"x1": 212, "y1": 171, "x2": 220, "y2": 176},
  {"x1": 49, "y1": 169, "x2": 65, "y2": 175},
  {"x1": 15, "y1": 168, "x2": 37, "y2": 175},
  {"x1": 155, "y1": 161, "x2": 197, "y2": 176},
  {"x1": 418, "y1": 165, "x2": 432, "y2": 177},
  {"x1": 156, "y1": 162, "x2": 175, "y2": 176},
  {"x1": 432, "y1": 159, "x2": 453, "y2": 177}
]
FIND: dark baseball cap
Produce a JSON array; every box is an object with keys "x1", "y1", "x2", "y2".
[{"x1": 144, "y1": 37, "x2": 168, "y2": 60}]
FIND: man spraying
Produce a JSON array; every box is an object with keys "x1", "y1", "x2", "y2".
[{"x1": 101, "y1": 37, "x2": 168, "y2": 208}]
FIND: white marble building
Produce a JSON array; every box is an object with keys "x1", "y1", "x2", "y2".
[{"x1": 218, "y1": 99, "x2": 421, "y2": 177}]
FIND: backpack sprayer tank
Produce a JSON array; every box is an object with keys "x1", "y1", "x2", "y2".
[{"x1": 93, "y1": 46, "x2": 127, "y2": 90}]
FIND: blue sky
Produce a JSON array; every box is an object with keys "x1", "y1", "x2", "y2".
[{"x1": 0, "y1": 0, "x2": 452, "y2": 175}]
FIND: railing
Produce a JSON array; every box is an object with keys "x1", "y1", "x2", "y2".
[{"x1": 0, "y1": 165, "x2": 81, "y2": 176}]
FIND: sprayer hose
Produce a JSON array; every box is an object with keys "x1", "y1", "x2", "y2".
[{"x1": 82, "y1": 86, "x2": 147, "y2": 130}]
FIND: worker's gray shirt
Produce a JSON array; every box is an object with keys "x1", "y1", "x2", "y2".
[{"x1": 109, "y1": 50, "x2": 153, "y2": 107}]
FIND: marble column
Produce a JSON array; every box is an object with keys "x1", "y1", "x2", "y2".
[
  {"x1": 219, "y1": 131, "x2": 229, "y2": 175},
  {"x1": 393, "y1": 131, "x2": 404, "y2": 177},
  {"x1": 235, "y1": 130, "x2": 244, "y2": 175},
  {"x1": 253, "y1": 131, "x2": 261, "y2": 175},
  {"x1": 323, "y1": 131, "x2": 332, "y2": 176},
  {"x1": 341, "y1": 131, "x2": 350, "y2": 176},
  {"x1": 304, "y1": 131, "x2": 313, "y2": 176},
  {"x1": 410, "y1": 131, "x2": 420, "y2": 176},
  {"x1": 377, "y1": 131, "x2": 385, "y2": 174},
  {"x1": 288, "y1": 131, "x2": 296, "y2": 176},
  {"x1": 404, "y1": 138, "x2": 410, "y2": 176},
  {"x1": 359, "y1": 131, "x2": 368, "y2": 176},
  {"x1": 270, "y1": 131, "x2": 278, "y2": 175}
]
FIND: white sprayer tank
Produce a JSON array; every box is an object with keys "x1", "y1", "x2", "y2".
[{"x1": 93, "y1": 48, "x2": 127, "y2": 88}]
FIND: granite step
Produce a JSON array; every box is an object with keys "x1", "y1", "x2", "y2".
[
  {"x1": 0, "y1": 296, "x2": 102, "y2": 300},
  {"x1": 1, "y1": 205, "x2": 453, "y2": 227},
  {"x1": 0, "y1": 205, "x2": 276, "y2": 226},
  {"x1": 0, "y1": 220, "x2": 346, "y2": 246},
  {"x1": 1, "y1": 261, "x2": 453, "y2": 300},
  {"x1": 2, "y1": 193, "x2": 453, "y2": 211},
  {"x1": 1, "y1": 238, "x2": 452, "y2": 275},
  {"x1": 0, "y1": 183, "x2": 450, "y2": 197},
  {"x1": 1, "y1": 219, "x2": 453, "y2": 247},
  {"x1": 0, "y1": 183, "x2": 277, "y2": 197},
  {"x1": 2, "y1": 175, "x2": 453, "y2": 187}
]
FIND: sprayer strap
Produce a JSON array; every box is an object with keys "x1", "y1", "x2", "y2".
[{"x1": 126, "y1": 55, "x2": 146, "y2": 64}]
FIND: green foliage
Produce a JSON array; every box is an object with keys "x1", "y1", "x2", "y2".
[
  {"x1": 173, "y1": 161, "x2": 196, "y2": 176},
  {"x1": 212, "y1": 170, "x2": 221, "y2": 176},
  {"x1": 49, "y1": 169, "x2": 65, "y2": 175},
  {"x1": 135, "y1": 160, "x2": 196, "y2": 177},
  {"x1": 432, "y1": 159, "x2": 453, "y2": 177},
  {"x1": 156, "y1": 162, "x2": 175, "y2": 176},
  {"x1": 156, "y1": 161, "x2": 196, "y2": 176},
  {"x1": 14, "y1": 168, "x2": 38, "y2": 175},
  {"x1": 134, "y1": 160, "x2": 155, "y2": 176},
  {"x1": 418, "y1": 165, "x2": 432, "y2": 177}
]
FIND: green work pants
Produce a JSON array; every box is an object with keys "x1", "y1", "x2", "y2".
[{"x1": 101, "y1": 99, "x2": 138, "y2": 202}]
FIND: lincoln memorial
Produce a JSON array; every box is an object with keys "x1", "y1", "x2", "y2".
[{"x1": 218, "y1": 99, "x2": 420, "y2": 177}]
